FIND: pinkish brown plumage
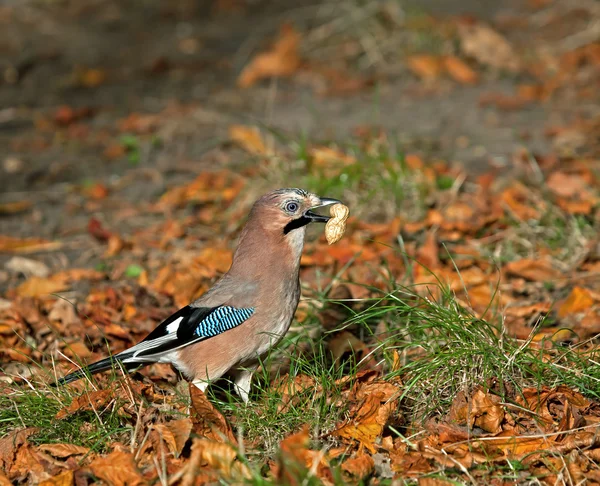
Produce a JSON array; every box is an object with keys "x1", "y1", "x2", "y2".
[{"x1": 55, "y1": 189, "x2": 342, "y2": 402}]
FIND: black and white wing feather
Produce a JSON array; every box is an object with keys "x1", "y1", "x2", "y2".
[{"x1": 55, "y1": 305, "x2": 254, "y2": 385}]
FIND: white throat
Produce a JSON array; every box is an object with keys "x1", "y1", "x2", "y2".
[{"x1": 285, "y1": 226, "x2": 306, "y2": 264}]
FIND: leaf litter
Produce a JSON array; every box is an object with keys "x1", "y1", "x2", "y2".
[{"x1": 1, "y1": 2, "x2": 600, "y2": 484}]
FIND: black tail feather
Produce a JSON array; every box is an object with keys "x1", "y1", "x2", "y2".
[{"x1": 54, "y1": 355, "x2": 138, "y2": 386}]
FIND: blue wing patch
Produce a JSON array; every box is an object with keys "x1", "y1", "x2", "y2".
[{"x1": 194, "y1": 306, "x2": 255, "y2": 338}]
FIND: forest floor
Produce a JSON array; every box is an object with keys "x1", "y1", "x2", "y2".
[{"x1": 1, "y1": 0, "x2": 600, "y2": 484}]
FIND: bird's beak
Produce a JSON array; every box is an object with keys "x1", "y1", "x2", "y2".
[{"x1": 304, "y1": 197, "x2": 342, "y2": 223}]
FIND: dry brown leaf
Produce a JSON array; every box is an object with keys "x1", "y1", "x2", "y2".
[
  {"x1": 188, "y1": 438, "x2": 251, "y2": 481},
  {"x1": 276, "y1": 427, "x2": 332, "y2": 483},
  {"x1": 546, "y1": 171, "x2": 588, "y2": 198},
  {"x1": 190, "y1": 384, "x2": 237, "y2": 443},
  {"x1": 458, "y1": 22, "x2": 520, "y2": 72},
  {"x1": 416, "y1": 231, "x2": 440, "y2": 269},
  {"x1": 15, "y1": 277, "x2": 69, "y2": 298},
  {"x1": 504, "y1": 258, "x2": 562, "y2": 282},
  {"x1": 0, "y1": 472, "x2": 11, "y2": 486},
  {"x1": 332, "y1": 392, "x2": 396, "y2": 452},
  {"x1": 406, "y1": 55, "x2": 443, "y2": 80},
  {"x1": 0, "y1": 236, "x2": 62, "y2": 254},
  {"x1": 88, "y1": 448, "x2": 144, "y2": 486},
  {"x1": 448, "y1": 388, "x2": 505, "y2": 434},
  {"x1": 194, "y1": 247, "x2": 233, "y2": 275},
  {"x1": 238, "y1": 23, "x2": 301, "y2": 88},
  {"x1": 500, "y1": 185, "x2": 542, "y2": 221},
  {"x1": 341, "y1": 453, "x2": 375, "y2": 479},
  {"x1": 153, "y1": 419, "x2": 192, "y2": 457},
  {"x1": 443, "y1": 56, "x2": 479, "y2": 84},
  {"x1": 0, "y1": 201, "x2": 31, "y2": 215},
  {"x1": 328, "y1": 331, "x2": 369, "y2": 363},
  {"x1": 228, "y1": 125, "x2": 268, "y2": 155},
  {"x1": 55, "y1": 389, "x2": 113, "y2": 419},
  {"x1": 37, "y1": 443, "x2": 89, "y2": 458},
  {"x1": 39, "y1": 470, "x2": 74, "y2": 486},
  {"x1": 275, "y1": 374, "x2": 318, "y2": 413},
  {"x1": 0, "y1": 428, "x2": 37, "y2": 474},
  {"x1": 558, "y1": 286, "x2": 595, "y2": 318},
  {"x1": 309, "y1": 146, "x2": 356, "y2": 171},
  {"x1": 158, "y1": 171, "x2": 244, "y2": 209}
]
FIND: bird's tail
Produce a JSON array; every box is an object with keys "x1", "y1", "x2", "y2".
[{"x1": 54, "y1": 354, "x2": 136, "y2": 386}]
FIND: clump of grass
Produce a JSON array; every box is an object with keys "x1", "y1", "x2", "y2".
[
  {"x1": 0, "y1": 381, "x2": 131, "y2": 451},
  {"x1": 339, "y1": 281, "x2": 600, "y2": 421}
]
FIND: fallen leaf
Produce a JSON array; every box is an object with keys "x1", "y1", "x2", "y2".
[
  {"x1": 443, "y1": 56, "x2": 479, "y2": 84},
  {"x1": 77, "y1": 67, "x2": 107, "y2": 88},
  {"x1": 406, "y1": 55, "x2": 443, "y2": 80},
  {"x1": 328, "y1": 331, "x2": 369, "y2": 363},
  {"x1": 0, "y1": 428, "x2": 37, "y2": 473},
  {"x1": 276, "y1": 427, "x2": 316, "y2": 483},
  {"x1": 37, "y1": 443, "x2": 89, "y2": 458},
  {"x1": 15, "y1": 276, "x2": 68, "y2": 298},
  {"x1": 546, "y1": 171, "x2": 588, "y2": 198},
  {"x1": 189, "y1": 438, "x2": 251, "y2": 481},
  {"x1": 416, "y1": 231, "x2": 440, "y2": 269},
  {"x1": 332, "y1": 392, "x2": 396, "y2": 452},
  {"x1": 55, "y1": 389, "x2": 113, "y2": 419},
  {"x1": 153, "y1": 419, "x2": 192, "y2": 457},
  {"x1": 0, "y1": 236, "x2": 62, "y2": 254},
  {"x1": 341, "y1": 453, "x2": 375, "y2": 479},
  {"x1": 0, "y1": 201, "x2": 31, "y2": 215},
  {"x1": 457, "y1": 22, "x2": 520, "y2": 71},
  {"x1": 238, "y1": 23, "x2": 301, "y2": 88},
  {"x1": 228, "y1": 125, "x2": 268, "y2": 155},
  {"x1": 558, "y1": 286, "x2": 595, "y2": 318},
  {"x1": 504, "y1": 259, "x2": 562, "y2": 282},
  {"x1": 39, "y1": 470, "x2": 73, "y2": 486},
  {"x1": 448, "y1": 387, "x2": 505, "y2": 434},
  {"x1": 5, "y1": 256, "x2": 49, "y2": 277},
  {"x1": 190, "y1": 384, "x2": 237, "y2": 443},
  {"x1": 88, "y1": 448, "x2": 144, "y2": 486}
]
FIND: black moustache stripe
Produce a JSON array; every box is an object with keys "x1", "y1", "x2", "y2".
[{"x1": 283, "y1": 216, "x2": 311, "y2": 235}]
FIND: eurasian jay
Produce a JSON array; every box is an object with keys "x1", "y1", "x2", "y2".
[{"x1": 55, "y1": 188, "x2": 341, "y2": 402}]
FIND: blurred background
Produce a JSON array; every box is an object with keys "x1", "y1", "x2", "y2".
[{"x1": 1, "y1": 0, "x2": 599, "y2": 288}]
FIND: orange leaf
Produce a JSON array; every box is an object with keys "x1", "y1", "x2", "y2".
[
  {"x1": 341, "y1": 453, "x2": 375, "y2": 479},
  {"x1": 0, "y1": 201, "x2": 31, "y2": 215},
  {"x1": 39, "y1": 470, "x2": 74, "y2": 486},
  {"x1": 406, "y1": 55, "x2": 443, "y2": 80},
  {"x1": 238, "y1": 24, "x2": 301, "y2": 88},
  {"x1": 55, "y1": 389, "x2": 113, "y2": 419},
  {"x1": 189, "y1": 384, "x2": 237, "y2": 443},
  {"x1": 88, "y1": 449, "x2": 145, "y2": 486},
  {"x1": 332, "y1": 392, "x2": 395, "y2": 452},
  {"x1": 558, "y1": 286, "x2": 595, "y2": 318},
  {"x1": 0, "y1": 236, "x2": 62, "y2": 254},
  {"x1": 37, "y1": 443, "x2": 89, "y2": 458},
  {"x1": 443, "y1": 56, "x2": 479, "y2": 84},
  {"x1": 546, "y1": 171, "x2": 588, "y2": 198},
  {"x1": 228, "y1": 125, "x2": 268, "y2": 155},
  {"x1": 15, "y1": 276, "x2": 68, "y2": 298},
  {"x1": 188, "y1": 438, "x2": 251, "y2": 481},
  {"x1": 153, "y1": 419, "x2": 193, "y2": 457},
  {"x1": 504, "y1": 258, "x2": 562, "y2": 282}
]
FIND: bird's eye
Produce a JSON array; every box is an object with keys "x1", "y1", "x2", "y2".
[{"x1": 285, "y1": 201, "x2": 299, "y2": 213}]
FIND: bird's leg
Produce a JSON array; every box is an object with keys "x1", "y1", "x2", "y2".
[
  {"x1": 233, "y1": 366, "x2": 257, "y2": 403},
  {"x1": 191, "y1": 379, "x2": 208, "y2": 393}
]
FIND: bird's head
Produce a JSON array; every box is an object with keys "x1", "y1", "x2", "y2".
[
  {"x1": 254, "y1": 188, "x2": 341, "y2": 237},
  {"x1": 230, "y1": 188, "x2": 343, "y2": 274}
]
